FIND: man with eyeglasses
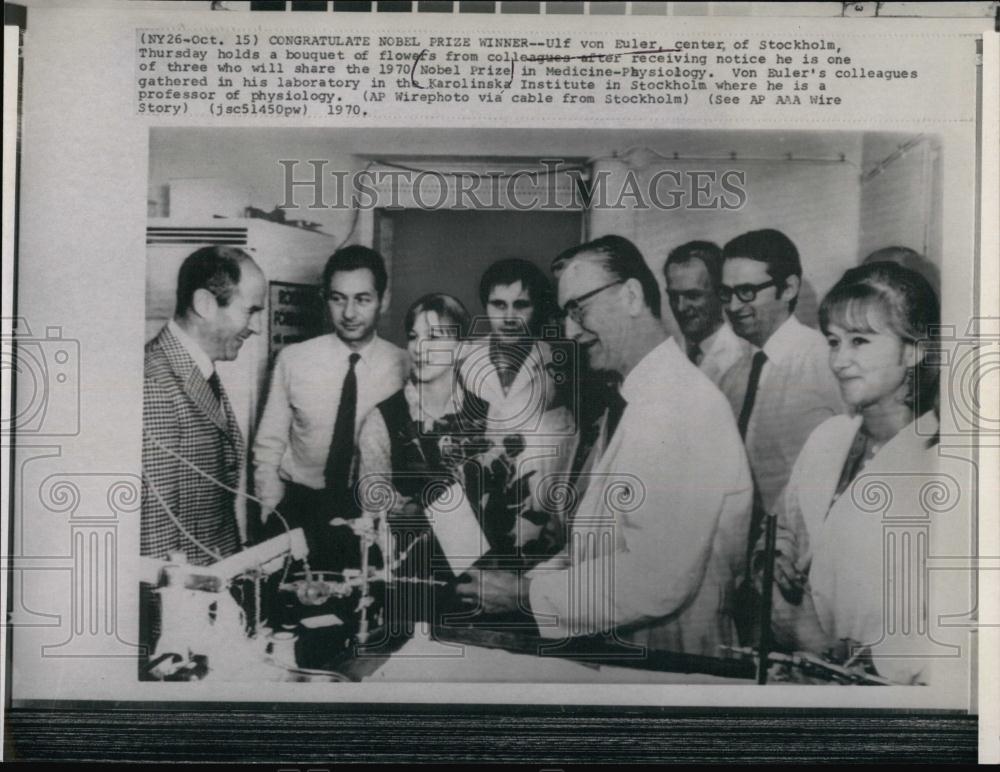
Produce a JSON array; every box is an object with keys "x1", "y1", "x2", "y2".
[
  {"x1": 718, "y1": 229, "x2": 845, "y2": 520},
  {"x1": 253, "y1": 246, "x2": 408, "y2": 569},
  {"x1": 663, "y1": 240, "x2": 751, "y2": 395},
  {"x1": 457, "y1": 235, "x2": 754, "y2": 657}
]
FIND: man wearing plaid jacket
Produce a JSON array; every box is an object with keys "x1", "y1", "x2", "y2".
[{"x1": 140, "y1": 246, "x2": 265, "y2": 674}]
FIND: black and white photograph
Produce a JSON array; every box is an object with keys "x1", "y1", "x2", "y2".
[
  {"x1": 137, "y1": 126, "x2": 973, "y2": 694},
  {"x1": 3, "y1": 2, "x2": 997, "y2": 764}
]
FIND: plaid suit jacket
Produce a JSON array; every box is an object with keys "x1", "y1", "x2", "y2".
[{"x1": 140, "y1": 325, "x2": 243, "y2": 565}]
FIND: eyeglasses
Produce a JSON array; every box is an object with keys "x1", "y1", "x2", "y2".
[
  {"x1": 718, "y1": 279, "x2": 777, "y2": 303},
  {"x1": 558, "y1": 280, "x2": 624, "y2": 325}
]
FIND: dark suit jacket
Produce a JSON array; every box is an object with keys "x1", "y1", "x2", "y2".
[{"x1": 140, "y1": 325, "x2": 243, "y2": 565}]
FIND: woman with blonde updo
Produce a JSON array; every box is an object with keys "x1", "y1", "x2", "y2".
[{"x1": 764, "y1": 261, "x2": 965, "y2": 685}]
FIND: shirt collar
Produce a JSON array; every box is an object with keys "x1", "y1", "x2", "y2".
[
  {"x1": 489, "y1": 333, "x2": 532, "y2": 362},
  {"x1": 330, "y1": 332, "x2": 378, "y2": 364},
  {"x1": 694, "y1": 320, "x2": 727, "y2": 355},
  {"x1": 622, "y1": 337, "x2": 678, "y2": 403},
  {"x1": 168, "y1": 319, "x2": 214, "y2": 379},
  {"x1": 762, "y1": 314, "x2": 806, "y2": 365}
]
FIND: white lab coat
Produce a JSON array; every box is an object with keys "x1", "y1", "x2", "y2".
[
  {"x1": 775, "y1": 411, "x2": 972, "y2": 687},
  {"x1": 458, "y1": 338, "x2": 563, "y2": 433},
  {"x1": 528, "y1": 338, "x2": 754, "y2": 656}
]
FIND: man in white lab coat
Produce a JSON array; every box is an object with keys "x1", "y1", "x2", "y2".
[{"x1": 457, "y1": 236, "x2": 754, "y2": 657}]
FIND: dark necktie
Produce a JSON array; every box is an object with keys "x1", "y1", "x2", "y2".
[
  {"x1": 325, "y1": 352, "x2": 361, "y2": 497},
  {"x1": 566, "y1": 382, "x2": 626, "y2": 527},
  {"x1": 569, "y1": 379, "x2": 620, "y2": 481},
  {"x1": 605, "y1": 386, "x2": 627, "y2": 445},
  {"x1": 207, "y1": 371, "x2": 223, "y2": 404},
  {"x1": 687, "y1": 340, "x2": 702, "y2": 366},
  {"x1": 737, "y1": 350, "x2": 768, "y2": 440},
  {"x1": 570, "y1": 408, "x2": 603, "y2": 483}
]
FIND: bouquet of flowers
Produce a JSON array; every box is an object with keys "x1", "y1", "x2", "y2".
[{"x1": 391, "y1": 384, "x2": 556, "y2": 564}]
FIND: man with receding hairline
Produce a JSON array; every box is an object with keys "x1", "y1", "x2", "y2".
[
  {"x1": 142, "y1": 245, "x2": 266, "y2": 564},
  {"x1": 140, "y1": 245, "x2": 266, "y2": 676},
  {"x1": 457, "y1": 235, "x2": 753, "y2": 656},
  {"x1": 664, "y1": 239, "x2": 750, "y2": 392}
]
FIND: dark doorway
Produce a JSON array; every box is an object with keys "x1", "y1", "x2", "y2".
[{"x1": 375, "y1": 209, "x2": 584, "y2": 347}]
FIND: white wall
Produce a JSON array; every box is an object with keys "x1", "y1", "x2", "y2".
[
  {"x1": 858, "y1": 134, "x2": 942, "y2": 265},
  {"x1": 621, "y1": 141, "x2": 864, "y2": 335},
  {"x1": 148, "y1": 129, "x2": 876, "y2": 252},
  {"x1": 148, "y1": 130, "x2": 366, "y2": 240},
  {"x1": 149, "y1": 128, "x2": 943, "y2": 340}
]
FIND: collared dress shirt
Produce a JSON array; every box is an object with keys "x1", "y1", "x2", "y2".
[
  {"x1": 689, "y1": 321, "x2": 753, "y2": 390},
  {"x1": 527, "y1": 338, "x2": 754, "y2": 656},
  {"x1": 684, "y1": 320, "x2": 753, "y2": 416},
  {"x1": 253, "y1": 332, "x2": 408, "y2": 511},
  {"x1": 719, "y1": 315, "x2": 845, "y2": 515}
]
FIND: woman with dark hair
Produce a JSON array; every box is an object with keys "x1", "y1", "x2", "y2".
[
  {"x1": 460, "y1": 257, "x2": 573, "y2": 435},
  {"x1": 763, "y1": 261, "x2": 961, "y2": 685}
]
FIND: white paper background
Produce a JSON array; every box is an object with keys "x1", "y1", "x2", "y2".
[{"x1": 9, "y1": 7, "x2": 993, "y2": 713}]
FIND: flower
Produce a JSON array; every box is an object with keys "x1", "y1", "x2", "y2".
[{"x1": 502, "y1": 434, "x2": 526, "y2": 458}]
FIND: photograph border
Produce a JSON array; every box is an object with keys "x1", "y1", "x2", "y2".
[
  {"x1": 4, "y1": 3, "x2": 997, "y2": 764},
  {"x1": 4, "y1": 702, "x2": 979, "y2": 764}
]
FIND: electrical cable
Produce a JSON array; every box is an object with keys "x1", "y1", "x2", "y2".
[{"x1": 144, "y1": 434, "x2": 298, "y2": 573}]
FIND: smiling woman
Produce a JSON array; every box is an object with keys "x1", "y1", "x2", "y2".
[
  {"x1": 761, "y1": 261, "x2": 947, "y2": 685},
  {"x1": 355, "y1": 293, "x2": 568, "y2": 637},
  {"x1": 820, "y1": 261, "x2": 939, "y2": 418},
  {"x1": 405, "y1": 293, "x2": 470, "y2": 386}
]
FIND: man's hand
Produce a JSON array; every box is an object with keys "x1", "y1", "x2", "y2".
[
  {"x1": 772, "y1": 551, "x2": 807, "y2": 600},
  {"x1": 256, "y1": 477, "x2": 285, "y2": 524},
  {"x1": 754, "y1": 546, "x2": 809, "y2": 603},
  {"x1": 455, "y1": 569, "x2": 527, "y2": 615},
  {"x1": 770, "y1": 582, "x2": 830, "y2": 653}
]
